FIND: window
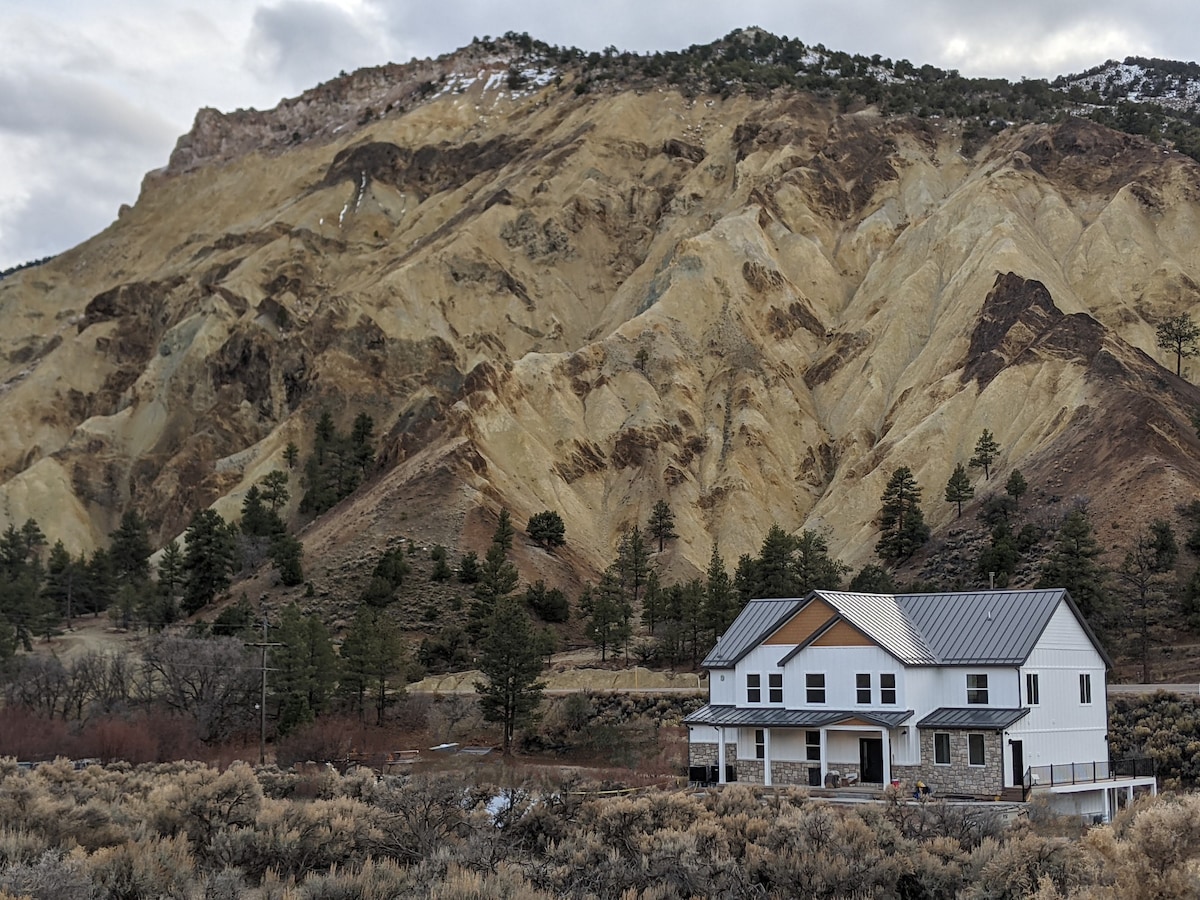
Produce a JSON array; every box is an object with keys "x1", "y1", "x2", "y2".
[
  {"x1": 754, "y1": 729, "x2": 765, "y2": 760},
  {"x1": 968, "y1": 733, "x2": 986, "y2": 766},
  {"x1": 967, "y1": 674, "x2": 989, "y2": 704},
  {"x1": 934, "y1": 732, "x2": 951, "y2": 765},
  {"x1": 806, "y1": 673, "x2": 826, "y2": 704},
  {"x1": 1026, "y1": 673, "x2": 1040, "y2": 706},
  {"x1": 856, "y1": 673, "x2": 871, "y2": 704},
  {"x1": 806, "y1": 730, "x2": 821, "y2": 762},
  {"x1": 881, "y1": 673, "x2": 897, "y2": 705},
  {"x1": 747, "y1": 674, "x2": 760, "y2": 704},
  {"x1": 768, "y1": 673, "x2": 783, "y2": 704},
  {"x1": 1080, "y1": 673, "x2": 1092, "y2": 704}
]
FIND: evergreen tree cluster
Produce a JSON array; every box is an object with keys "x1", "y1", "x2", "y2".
[{"x1": 300, "y1": 411, "x2": 376, "y2": 515}]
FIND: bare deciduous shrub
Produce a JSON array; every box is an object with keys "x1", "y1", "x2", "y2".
[{"x1": 0, "y1": 849, "x2": 91, "y2": 900}]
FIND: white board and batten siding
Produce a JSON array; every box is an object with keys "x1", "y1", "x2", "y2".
[
  {"x1": 1013, "y1": 600, "x2": 1108, "y2": 767},
  {"x1": 907, "y1": 665, "x2": 1020, "y2": 709},
  {"x1": 708, "y1": 668, "x2": 736, "y2": 706},
  {"x1": 780, "y1": 645, "x2": 905, "y2": 708}
]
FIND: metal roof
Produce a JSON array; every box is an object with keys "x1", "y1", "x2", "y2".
[
  {"x1": 896, "y1": 590, "x2": 1066, "y2": 665},
  {"x1": 815, "y1": 592, "x2": 938, "y2": 664},
  {"x1": 701, "y1": 588, "x2": 1102, "y2": 671},
  {"x1": 916, "y1": 707, "x2": 1030, "y2": 729},
  {"x1": 701, "y1": 597, "x2": 803, "y2": 667},
  {"x1": 684, "y1": 704, "x2": 913, "y2": 729}
]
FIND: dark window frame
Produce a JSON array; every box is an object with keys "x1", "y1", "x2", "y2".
[
  {"x1": 806, "y1": 673, "x2": 826, "y2": 704},
  {"x1": 881, "y1": 673, "x2": 897, "y2": 705},
  {"x1": 934, "y1": 732, "x2": 951, "y2": 765},
  {"x1": 966, "y1": 673, "x2": 989, "y2": 705},
  {"x1": 968, "y1": 733, "x2": 986, "y2": 767},
  {"x1": 768, "y1": 672, "x2": 783, "y2": 704},
  {"x1": 1026, "y1": 672, "x2": 1040, "y2": 706},
  {"x1": 747, "y1": 673, "x2": 761, "y2": 704},
  {"x1": 806, "y1": 730, "x2": 821, "y2": 762},
  {"x1": 856, "y1": 672, "x2": 871, "y2": 704}
]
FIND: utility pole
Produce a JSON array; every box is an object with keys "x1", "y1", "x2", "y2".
[{"x1": 246, "y1": 618, "x2": 282, "y2": 766}]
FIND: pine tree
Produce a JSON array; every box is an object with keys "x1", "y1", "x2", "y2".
[
  {"x1": 646, "y1": 500, "x2": 677, "y2": 553},
  {"x1": 283, "y1": 442, "x2": 300, "y2": 469},
  {"x1": 470, "y1": 514, "x2": 520, "y2": 636},
  {"x1": 429, "y1": 545, "x2": 453, "y2": 582},
  {"x1": 474, "y1": 595, "x2": 547, "y2": 754},
  {"x1": 754, "y1": 524, "x2": 799, "y2": 598},
  {"x1": 527, "y1": 510, "x2": 566, "y2": 549},
  {"x1": 848, "y1": 564, "x2": 897, "y2": 593},
  {"x1": 1156, "y1": 312, "x2": 1200, "y2": 376},
  {"x1": 945, "y1": 463, "x2": 974, "y2": 517},
  {"x1": 260, "y1": 470, "x2": 290, "y2": 512},
  {"x1": 457, "y1": 551, "x2": 481, "y2": 584},
  {"x1": 581, "y1": 571, "x2": 630, "y2": 661},
  {"x1": 182, "y1": 509, "x2": 238, "y2": 615},
  {"x1": 1038, "y1": 506, "x2": 1108, "y2": 620},
  {"x1": 793, "y1": 530, "x2": 848, "y2": 593},
  {"x1": 615, "y1": 526, "x2": 650, "y2": 612},
  {"x1": 43, "y1": 540, "x2": 85, "y2": 626},
  {"x1": 109, "y1": 510, "x2": 152, "y2": 584},
  {"x1": 270, "y1": 533, "x2": 305, "y2": 586},
  {"x1": 1117, "y1": 526, "x2": 1174, "y2": 682},
  {"x1": 273, "y1": 604, "x2": 338, "y2": 734},
  {"x1": 702, "y1": 545, "x2": 738, "y2": 642},
  {"x1": 876, "y1": 467, "x2": 931, "y2": 562},
  {"x1": 339, "y1": 607, "x2": 404, "y2": 725},
  {"x1": 969, "y1": 429, "x2": 1001, "y2": 480},
  {"x1": 1005, "y1": 469, "x2": 1028, "y2": 511}
]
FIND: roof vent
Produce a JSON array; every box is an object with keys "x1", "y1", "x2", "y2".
[{"x1": 986, "y1": 610, "x2": 992, "y2": 621}]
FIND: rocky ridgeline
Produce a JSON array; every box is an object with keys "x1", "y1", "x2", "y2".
[{"x1": 164, "y1": 41, "x2": 537, "y2": 176}]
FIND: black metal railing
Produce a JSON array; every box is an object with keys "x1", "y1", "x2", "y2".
[{"x1": 1023, "y1": 757, "x2": 1155, "y2": 791}]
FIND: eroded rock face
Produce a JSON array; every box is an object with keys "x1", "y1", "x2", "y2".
[{"x1": 2, "y1": 48, "x2": 1200, "y2": 588}]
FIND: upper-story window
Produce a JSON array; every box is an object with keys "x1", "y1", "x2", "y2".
[
  {"x1": 768, "y1": 673, "x2": 783, "y2": 704},
  {"x1": 1026, "y1": 673, "x2": 1040, "y2": 706},
  {"x1": 806, "y1": 673, "x2": 826, "y2": 704},
  {"x1": 856, "y1": 673, "x2": 871, "y2": 704},
  {"x1": 747, "y1": 674, "x2": 761, "y2": 704},
  {"x1": 967, "y1": 674, "x2": 989, "y2": 705},
  {"x1": 1079, "y1": 673, "x2": 1093, "y2": 705},
  {"x1": 880, "y1": 673, "x2": 897, "y2": 705}
]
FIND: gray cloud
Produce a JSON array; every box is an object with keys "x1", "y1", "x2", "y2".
[
  {"x1": 247, "y1": 0, "x2": 389, "y2": 90},
  {"x1": 4, "y1": 0, "x2": 1200, "y2": 269}
]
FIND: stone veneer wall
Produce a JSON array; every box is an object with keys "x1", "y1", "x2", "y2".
[
  {"x1": 690, "y1": 741, "x2": 738, "y2": 771},
  {"x1": 737, "y1": 759, "x2": 764, "y2": 783},
  {"x1": 769, "y1": 761, "x2": 821, "y2": 786},
  {"x1": 918, "y1": 729, "x2": 1004, "y2": 796}
]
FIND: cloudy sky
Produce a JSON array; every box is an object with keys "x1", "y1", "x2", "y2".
[{"x1": 1, "y1": 0, "x2": 1195, "y2": 270}]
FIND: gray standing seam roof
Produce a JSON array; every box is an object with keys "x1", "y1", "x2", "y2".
[
  {"x1": 684, "y1": 704, "x2": 914, "y2": 729},
  {"x1": 898, "y1": 590, "x2": 1065, "y2": 665},
  {"x1": 701, "y1": 597, "x2": 803, "y2": 667},
  {"x1": 699, "y1": 588, "x2": 1102, "y2": 670},
  {"x1": 916, "y1": 707, "x2": 1031, "y2": 729}
]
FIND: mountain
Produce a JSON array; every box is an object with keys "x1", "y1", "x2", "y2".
[{"x1": 2, "y1": 29, "x2": 1200, "y2": 600}]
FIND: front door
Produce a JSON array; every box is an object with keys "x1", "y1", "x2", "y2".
[
  {"x1": 1011, "y1": 740, "x2": 1024, "y2": 787},
  {"x1": 859, "y1": 738, "x2": 884, "y2": 784}
]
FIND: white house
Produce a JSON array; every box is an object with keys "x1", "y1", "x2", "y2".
[{"x1": 684, "y1": 589, "x2": 1156, "y2": 821}]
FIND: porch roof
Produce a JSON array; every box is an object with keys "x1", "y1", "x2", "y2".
[
  {"x1": 684, "y1": 704, "x2": 914, "y2": 729},
  {"x1": 916, "y1": 707, "x2": 1030, "y2": 729}
]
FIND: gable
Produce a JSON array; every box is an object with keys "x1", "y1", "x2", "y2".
[
  {"x1": 811, "y1": 620, "x2": 877, "y2": 648},
  {"x1": 764, "y1": 597, "x2": 836, "y2": 645}
]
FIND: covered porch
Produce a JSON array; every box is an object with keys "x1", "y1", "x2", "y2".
[{"x1": 683, "y1": 704, "x2": 914, "y2": 788}]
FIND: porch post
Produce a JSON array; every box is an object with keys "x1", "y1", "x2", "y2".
[
  {"x1": 881, "y1": 727, "x2": 892, "y2": 785},
  {"x1": 717, "y1": 727, "x2": 727, "y2": 784},
  {"x1": 1103, "y1": 786, "x2": 1111, "y2": 823},
  {"x1": 820, "y1": 729, "x2": 829, "y2": 783},
  {"x1": 763, "y1": 728, "x2": 772, "y2": 786}
]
